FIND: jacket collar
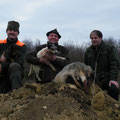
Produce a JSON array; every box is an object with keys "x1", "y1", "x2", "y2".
[{"x1": 7, "y1": 38, "x2": 18, "y2": 44}]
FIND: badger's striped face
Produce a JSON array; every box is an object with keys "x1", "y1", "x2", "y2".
[
  {"x1": 79, "y1": 70, "x2": 87, "y2": 82},
  {"x1": 74, "y1": 70, "x2": 87, "y2": 87}
]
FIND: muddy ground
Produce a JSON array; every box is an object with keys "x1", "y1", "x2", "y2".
[{"x1": 0, "y1": 81, "x2": 120, "y2": 120}]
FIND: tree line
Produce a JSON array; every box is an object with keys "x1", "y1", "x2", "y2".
[{"x1": 22, "y1": 37, "x2": 120, "y2": 82}]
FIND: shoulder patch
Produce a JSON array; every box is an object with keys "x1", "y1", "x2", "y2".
[
  {"x1": 16, "y1": 40, "x2": 25, "y2": 46},
  {"x1": 0, "y1": 39, "x2": 7, "y2": 44}
]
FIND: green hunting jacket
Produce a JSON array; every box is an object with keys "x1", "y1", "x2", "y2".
[
  {"x1": 84, "y1": 41, "x2": 120, "y2": 87},
  {"x1": 26, "y1": 44, "x2": 70, "y2": 83}
]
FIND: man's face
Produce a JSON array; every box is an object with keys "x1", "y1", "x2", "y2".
[
  {"x1": 90, "y1": 32, "x2": 102, "y2": 47},
  {"x1": 47, "y1": 33, "x2": 59, "y2": 43},
  {"x1": 6, "y1": 29, "x2": 19, "y2": 40}
]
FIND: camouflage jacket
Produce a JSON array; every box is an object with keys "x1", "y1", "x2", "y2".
[
  {"x1": 84, "y1": 41, "x2": 120, "y2": 87},
  {"x1": 26, "y1": 44, "x2": 70, "y2": 83}
]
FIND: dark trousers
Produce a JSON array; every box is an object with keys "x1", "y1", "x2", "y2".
[
  {"x1": 102, "y1": 82, "x2": 119, "y2": 101},
  {"x1": 0, "y1": 63, "x2": 23, "y2": 93}
]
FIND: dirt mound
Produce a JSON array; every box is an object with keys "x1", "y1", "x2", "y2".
[{"x1": 0, "y1": 82, "x2": 120, "y2": 120}]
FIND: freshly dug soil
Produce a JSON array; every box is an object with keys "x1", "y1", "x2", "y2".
[{"x1": 0, "y1": 82, "x2": 120, "y2": 120}]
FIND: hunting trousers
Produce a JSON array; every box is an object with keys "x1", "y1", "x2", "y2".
[{"x1": 0, "y1": 63, "x2": 23, "y2": 93}]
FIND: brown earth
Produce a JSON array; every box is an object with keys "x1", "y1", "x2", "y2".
[{"x1": 0, "y1": 82, "x2": 120, "y2": 120}]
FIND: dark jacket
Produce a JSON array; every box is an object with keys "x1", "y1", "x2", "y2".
[
  {"x1": 84, "y1": 41, "x2": 120, "y2": 87},
  {"x1": 26, "y1": 44, "x2": 70, "y2": 83},
  {"x1": 0, "y1": 38, "x2": 27, "y2": 73}
]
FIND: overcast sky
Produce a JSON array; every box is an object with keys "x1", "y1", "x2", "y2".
[{"x1": 0, "y1": 0, "x2": 120, "y2": 45}]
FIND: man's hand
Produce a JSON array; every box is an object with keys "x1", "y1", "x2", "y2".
[
  {"x1": 109, "y1": 80, "x2": 119, "y2": 88},
  {"x1": 0, "y1": 53, "x2": 6, "y2": 62},
  {"x1": 39, "y1": 57, "x2": 50, "y2": 65},
  {"x1": 45, "y1": 53, "x2": 56, "y2": 61}
]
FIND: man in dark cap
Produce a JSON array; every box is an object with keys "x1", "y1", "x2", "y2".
[
  {"x1": 26, "y1": 28, "x2": 69, "y2": 83},
  {"x1": 46, "y1": 28, "x2": 61, "y2": 39},
  {"x1": 0, "y1": 20, "x2": 27, "y2": 93}
]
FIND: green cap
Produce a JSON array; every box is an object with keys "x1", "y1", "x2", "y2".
[
  {"x1": 46, "y1": 28, "x2": 61, "y2": 38},
  {"x1": 6, "y1": 20, "x2": 20, "y2": 33}
]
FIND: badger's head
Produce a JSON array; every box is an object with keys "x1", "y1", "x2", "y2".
[{"x1": 76, "y1": 65, "x2": 92, "y2": 94}]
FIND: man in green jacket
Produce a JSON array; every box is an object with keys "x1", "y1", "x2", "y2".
[
  {"x1": 26, "y1": 28, "x2": 69, "y2": 83},
  {"x1": 84, "y1": 30, "x2": 119, "y2": 100},
  {"x1": 0, "y1": 21, "x2": 27, "y2": 93}
]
